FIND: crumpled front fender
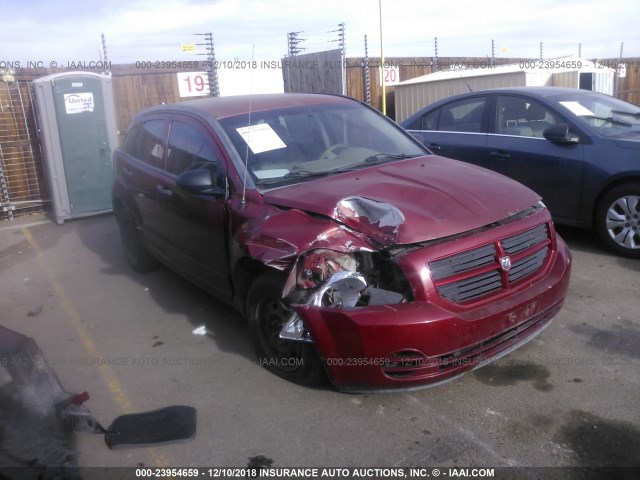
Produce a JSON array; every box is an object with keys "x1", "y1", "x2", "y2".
[{"x1": 234, "y1": 207, "x2": 374, "y2": 271}]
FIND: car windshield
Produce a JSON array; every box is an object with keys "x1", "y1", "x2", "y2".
[
  {"x1": 553, "y1": 92, "x2": 640, "y2": 138},
  {"x1": 218, "y1": 102, "x2": 426, "y2": 187}
]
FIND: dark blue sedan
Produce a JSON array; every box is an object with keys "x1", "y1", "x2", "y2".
[{"x1": 401, "y1": 87, "x2": 640, "y2": 257}]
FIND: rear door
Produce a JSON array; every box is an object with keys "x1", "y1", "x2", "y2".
[{"x1": 117, "y1": 116, "x2": 170, "y2": 253}]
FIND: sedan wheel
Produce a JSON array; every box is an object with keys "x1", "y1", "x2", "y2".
[{"x1": 596, "y1": 184, "x2": 640, "y2": 258}]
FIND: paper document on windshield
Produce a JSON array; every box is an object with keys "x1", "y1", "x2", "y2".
[
  {"x1": 237, "y1": 124, "x2": 287, "y2": 154},
  {"x1": 559, "y1": 101, "x2": 594, "y2": 117}
]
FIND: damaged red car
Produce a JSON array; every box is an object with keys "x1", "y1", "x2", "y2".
[{"x1": 112, "y1": 93, "x2": 571, "y2": 392}]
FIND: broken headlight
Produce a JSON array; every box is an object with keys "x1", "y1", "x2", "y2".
[{"x1": 288, "y1": 249, "x2": 413, "y2": 307}]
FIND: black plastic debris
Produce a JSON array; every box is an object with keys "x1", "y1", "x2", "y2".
[
  {"x1": 104, "y1": 406, "x2": 196, "y2": 449},
  {"x1": 0, "y1": 326, "x2": 197, "y2": 479}
]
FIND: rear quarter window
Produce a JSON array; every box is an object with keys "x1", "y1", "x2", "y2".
[{"x1": 123, "y1": 119, "x2": 166, "y2": 169}]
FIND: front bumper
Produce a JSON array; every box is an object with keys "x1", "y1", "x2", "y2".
[{"x1": 296, "y1": 235, "x2": 571, "y2": 392}]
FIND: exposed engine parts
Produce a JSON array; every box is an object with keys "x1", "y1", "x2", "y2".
[{"x1": 280, "y1": 250, "x2": 411, "y2": 342}]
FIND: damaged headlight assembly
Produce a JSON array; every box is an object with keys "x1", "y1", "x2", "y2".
[{"x1": 280, "y1": 249, "x2": 412, "y2": 342}]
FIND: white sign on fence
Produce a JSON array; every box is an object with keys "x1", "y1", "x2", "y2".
[
  {"x1": 177, "y1": 72, "x2": 210, "y2": 97},
  {"x1": 379, "y1": 66, "x2": 400, "y2": 86}
]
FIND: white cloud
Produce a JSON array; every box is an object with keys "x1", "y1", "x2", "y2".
[{"x1": 1, "y1": 0, "x2": 638, "y2": 94}]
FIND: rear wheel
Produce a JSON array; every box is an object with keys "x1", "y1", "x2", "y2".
[
  {"x1": 595, "y1": 183, "x2": 640, "y2": 258},
  {"x1": 116, "y1": 207, "x2": 157, "y2": 272},
  {"x1": 246, "y1": 272, "x2": 325, "y2": 386}
]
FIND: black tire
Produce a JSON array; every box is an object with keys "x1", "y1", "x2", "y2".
[
  {"x1": 595, "y1": 183, "x2": 640, "y2": 258},
  {"x1": 246, "y1": 272, "x2": 325, "y2": 386},
  {"x1": 116, "y1": 207, "x2": 157, "y2": 272}
]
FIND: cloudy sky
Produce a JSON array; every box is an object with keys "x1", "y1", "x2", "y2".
[{"x1": 1, "y1": 0, "x2": 638, "y2": 95}]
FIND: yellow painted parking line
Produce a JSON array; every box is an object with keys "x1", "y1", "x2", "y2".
[{"x1": 21, "y1": 226, "x2": 170, "y2": 467}]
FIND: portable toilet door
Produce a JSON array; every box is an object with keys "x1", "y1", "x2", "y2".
[{"x1": 33, "y1": 72, "x2": 118, "y2": 224}]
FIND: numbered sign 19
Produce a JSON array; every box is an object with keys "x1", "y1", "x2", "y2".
[
  {"x1": 379, "y1": 66, "x2": 400, "y2": 86},
  {"x1": 177, "y1": 72, "x2": 210, "y2": 97}
]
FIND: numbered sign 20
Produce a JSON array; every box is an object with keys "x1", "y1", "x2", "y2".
[
  {"x1": 177, "y1": 72, "x2": 211, "y2": 97},
  {"x1": 379, "y1": 66, "x2": 400, "y2": 86}
]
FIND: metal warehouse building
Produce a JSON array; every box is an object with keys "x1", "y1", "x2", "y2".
[{"x1": 395, "y1": 56, "x2": 615, "y2": 122}]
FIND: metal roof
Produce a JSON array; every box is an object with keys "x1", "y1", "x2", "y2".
[{"x1": 398, "y1": 56, "x2": 614, "y2": 87}]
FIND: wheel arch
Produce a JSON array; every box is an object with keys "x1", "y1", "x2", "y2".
[
  {"x1": 591, "y1": 175, "x2": 640, "y2": 229},
  {"x1": 232, "y1": 257, "x2": 287, "y2": 316}
]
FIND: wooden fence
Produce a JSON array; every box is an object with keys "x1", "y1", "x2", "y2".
[
  {"x1": 0, "y1": 64, "x2": 187, "y2": 220},
  {"x1": 1, "y1": 57, "x2": 639, "y2": 220}
]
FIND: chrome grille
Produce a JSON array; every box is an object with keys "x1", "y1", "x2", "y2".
[{"x1": 429, "y1": 223, "x2": 552, "y2": 303}]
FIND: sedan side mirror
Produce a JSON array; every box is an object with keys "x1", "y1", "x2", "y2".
[
  {"x1": 543, "y1": 123, "x2": 580, "y2": 144},
  {"x1": 177, "y1": 168, "x2": 226, "y2": 196}
]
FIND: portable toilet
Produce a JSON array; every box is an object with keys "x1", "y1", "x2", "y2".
[{"x1": 33, "y1": 71, "x2": 118, "y2": 224}]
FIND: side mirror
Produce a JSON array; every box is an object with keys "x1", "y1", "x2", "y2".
[
  {"x1": 543, "y1": 123, "x2": 580, "y2": 144},
  {"x1": 177, "y1": 168, "x2": 226, "y2": 196}
]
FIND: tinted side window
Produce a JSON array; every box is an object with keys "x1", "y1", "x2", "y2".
[
  {"x1": 496, "y1": 96, "x2": 561, "y2": 137},
  {"x1": 420, "y1": 109, "x2": 440, "y2": 130},
  {"x1": 438, "y1": 97, "x2": 486, "y2": 133},
  {"x1": 123, "y1": 123, "x2": 141, "y2": 153},
  {"x1": 166, "y1": 121, "x2": 219, "y2": 176},
  {"x1": 125, "y1": 119, "x2": 166, "y2": 169}
]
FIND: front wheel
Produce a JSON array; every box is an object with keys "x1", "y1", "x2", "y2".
[
  {"x1": 595, "y1": 183, "x2": 640, "y2": 258},
  {"x1": 246, "y1": 273, "x2": 325, "y2": 386}
]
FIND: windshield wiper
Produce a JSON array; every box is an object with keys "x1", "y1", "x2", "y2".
[
  {"x1": 582, "y1": 115, "x2": 632, "y2": 127},
  {"x1": 364, "y1": 153, "x2": 419, "y2": 163},
  {"x1": 611, "y1": 110, "x2": 640, "y2": 119},
  {"x1": 254, "y1": 169, "x2": 330, "y2": 186},
  {"x1": 330, "y1": 153, "x2": 419, "y2": 174}
]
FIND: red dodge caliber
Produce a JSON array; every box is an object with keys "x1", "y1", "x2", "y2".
[{"x1": 112, "y1": 93, "x2": 571, "y2": 392}]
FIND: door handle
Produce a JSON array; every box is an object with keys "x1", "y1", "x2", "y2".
[
  {"x1": 490, "y1": 151, "x2": 511, "y2": 159},
  {"x1": 122, "y1": 167, "x2": 134, "y2": 176},
  {"x1": 155, "y1": 185, "x2": 173, "y2": 197},
  {"x1": 428, "y1": 143, "x2": 441, "y2": 151}
]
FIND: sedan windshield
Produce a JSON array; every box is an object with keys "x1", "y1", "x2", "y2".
[
  {"x1": 219, "y1": 102, "x2": 426, "y2": 187},
  {"x1": 553, "y1": 92, "x2": 640, "y2": 138}
]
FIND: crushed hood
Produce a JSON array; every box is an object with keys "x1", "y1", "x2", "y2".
[{"x1": 262, "y1": 156, "x2": 540, "y2": 245}]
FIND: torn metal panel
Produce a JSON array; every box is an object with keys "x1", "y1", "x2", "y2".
[
  {"x1": 334, "y1": 196, "x2": 405, "y2": 245},
  {"x1": 237, "y1": 207, "x2": 373, "y2": 270}
]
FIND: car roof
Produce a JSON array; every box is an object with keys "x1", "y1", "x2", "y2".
[
  {"x1": 400, "y1": 86, "x2": 607, "y2": 126},
  {"x1": 459, "y1": 86, "x2": 602, "y2": 98},
  {"x1": 422, "y1": 87, "x2": 607, "y2": 106},
  {"x1": 139, "y1": 93, "x2": 355, "y2": 120}
]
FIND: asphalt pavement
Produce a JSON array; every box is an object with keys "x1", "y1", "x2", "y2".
[{"x1": 1, "y1": 212, "x2": 639, "y2": 475}]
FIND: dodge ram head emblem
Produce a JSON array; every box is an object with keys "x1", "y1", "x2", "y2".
[{"x1": 499, "y1": 256, "x2": 512, "y2": 272}]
